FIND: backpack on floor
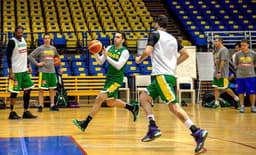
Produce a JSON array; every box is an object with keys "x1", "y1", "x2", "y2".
[{"x1": 55, "y1": 74, "x2": 68, "y2": 108}]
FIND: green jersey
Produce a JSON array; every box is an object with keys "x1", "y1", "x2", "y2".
[{"x1": 106, "y1": 45, "x2": 128, "y2": 83}]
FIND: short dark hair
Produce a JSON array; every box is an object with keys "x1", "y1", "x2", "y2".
[
  {"x1": 117, "y1": 31, "x2": 127, "y2": 46},
  {"x1": 215, "y1": 38, "x2": 223, "y2": 43},
  {"x1": 235, "y1": 41, "x2": 241, "y2": 48},
  {"x1": 43, "y1": 32, "x2": 50, "y2": 38},
  {"x1": 154, "y1": 15, "x2": 168, "y2": 28},
  {"x1": 15, "y1": 26, "x2": 24, "y2": 32},
  {"x1": 240, "y1": 39, "x2": 250, "y2": 45}
]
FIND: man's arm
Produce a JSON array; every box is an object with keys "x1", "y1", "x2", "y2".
[
  {"x1": 6, "y1": 40, "x2": 15, "y2": 69},
  {"x1": 177, "y1": 48, "x2": 189, "y2": 65},
  {"x1": 107, "y1": 50, "x2": 129, "y2": 70},
  {"x1": 135, "y1": 45, "x2": 153, "y2": 64}
]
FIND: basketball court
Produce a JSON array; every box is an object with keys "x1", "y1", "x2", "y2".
[{"x1": 0, "y1": 103, "x2": 255, "y2": 155}]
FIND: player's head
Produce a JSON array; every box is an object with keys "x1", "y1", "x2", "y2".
[
  {"x1": 153, "y1": 15, "x2": 168, "y2": 29},
  {"x1": 214, "y1": 38, "x2": 223, "y2": 47},
  {"x1": 43, "y1": 33, "x2": 51, "y2": 46},
  {"x1": 240, "y1": 40, "x2": 250, "y2": 52},
  {"x1": 14, "y1": 26, "x2": 24, "y2": 40},
  {"x1": 234, "y1": 41, "x2": 241, "y2": 52},
  {"x1": 114, "y1": 32, "x2": 127, "y2": 47}
]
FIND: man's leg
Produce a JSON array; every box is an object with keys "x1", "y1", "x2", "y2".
[
  {"x1": 8, "y1": 93, "x2": 21, "y2": 119},
  {"x1": 106, "y1": 98, "x2": 139, "y2": 122},
  {"x1": 168, "y1": 103, "x2": 208, "y2": 153},
  {"x1": 214, "y1": 87, "x2": 220, "y2": 108},
  {"x1": 38, "y1": 89, "x2": 44, "y2": 112},
  {"x1": 73, "y1": 92, "x2": 107, "y2": 132},
  {"x1": 140, "y1": 91, "x2": 162, "y2": 142},
  {"x1": 49, "y1": 88, "x2": 59, "y2": 111},
  {"x1": 22, "y1": 89, "x2": 37, "y2": 119},
  {"x1": 224, "y1": 88, "x2": 239, "y2": 106},
  {"x1": 249, "y1": 94, "x2": 256, "y2": 113}
]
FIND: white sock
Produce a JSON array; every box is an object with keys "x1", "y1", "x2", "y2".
[
  {"x1": 241, "y1": 104, "x2": 244, "y2": 108},
  {"x1": 184, "y1": 119, "x2": 194, "y2": 128},
  {"x1": 51, "y1": 103, "x2": 54, "y2": 107},
  {"x1": 234, "y1": 96, "x2": 239, "y2": 101},
  {"x1": 215, "y1": 100, "x2": 219, "y2": 105},
  {"x1": 147, "y1": 114, "x2": 155, "y2": 121}
]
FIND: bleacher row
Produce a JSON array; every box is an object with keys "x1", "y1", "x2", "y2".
[
  {"x1": 1, "y1": 0, "x2": 153, "y2": 49},
  {"x1": 166, "y1": 0, "x2": 256, "y2": 46},
  {"x1": 1, "y1": 54, "x2": 152, "y2": 77}
]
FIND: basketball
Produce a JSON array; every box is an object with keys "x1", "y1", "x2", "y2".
[
  {"x1": 88, "y1": 40, "x2": 102, "y2": 54},
  {"x1": 53, "y1": 56, "x2": 61, "y2": 66}
]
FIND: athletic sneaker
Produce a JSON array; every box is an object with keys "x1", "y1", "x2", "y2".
[
  {"x1": 251, "y1": 107, "x2": 256, "y2": 113},
  {"x1": 212, "y1": 104, "x2": 220, "y2": 109},
  {"x1": 240, "y1": 107, "x2": 245, "y2": 113},
  {"x1": 132, "y1": 104, "x2": 140, "y2": 122},
  {"x1": 23, "y1": 111, "x2": 37, "y2": 119},
  {"x1": 72, "y1": 119, "x2": 88, "y2": 132},
  {"x1": 38, "y1": 106, "x2": 43, "y2": 112},
  {"x1": 8, "y1": 111, "x2": 22, "y2": 120},
  {"x1": 50, "y1": 106, "x2": 59, "y2": 111},
  {"x1": 191, "y1": 129, "x2": 208, "y2": 153},
  {"x1": 141, "y1": 125, "x2": 162, "y2": 142}
]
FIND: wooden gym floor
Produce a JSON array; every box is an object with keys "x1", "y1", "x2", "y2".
[{"x1": 0, "y1": 103, "x2": 255, "y2": 155}]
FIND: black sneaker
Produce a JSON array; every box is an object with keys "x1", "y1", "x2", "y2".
[
  {"x1": 50, "y1": 106, "x2": 59, "y2": 111},
  {"x1": 72, "y1": 119, "x2": 88, "y2": 132},
  {"x1": 23, "y1": 111, "x2": 37, "y2": 119},
  {"x1": 8, "y1": 111, "x2": 22, "y2": 120},
  {"x1": 131, "y1": 103, "x2": 140, "y2": 122},
  {"x1": 38, "y1": 106, "x2": 43, "y2": 112}
]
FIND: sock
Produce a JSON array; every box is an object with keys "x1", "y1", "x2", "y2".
[
  {"x1": 149, "y1": 120, "x2": 156, "y2": 126},
  {"x1": 10, "y1": 105, "x2": 14, "y2": 111},
  {"x1": 234, "y1": 96, "x2": 239, "y2": 101},
  {"x1": 125, "y1": 104, "x2": 134, "y2": 111},
  {"x1": 190, "y1": 125, "x2": 199, "y2": 133},
  {"x1": 184, "y1": 119, "x2": 194, "y2": 128},
  {"x1": 215, "y1": 100, "x2": 219, "y2": 105},
  {"x1": 147, "y1": 114, "x2": 155, "y2": 121},
  {"x1": 51, "y1": 103, "x2": 55, "y2": 107},
  {"x1": 241, "y1": 104, "x2": 245, "y2": 108},
  {"x1": 23, "y1": 89, "x2": 31, "y2": 110},
  {"x1": 83, "y1": 115, "x2": 93, "y2": 124}
]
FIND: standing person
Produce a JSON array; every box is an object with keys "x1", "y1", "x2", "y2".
[
  {"x1": 232, "y1": 41, "x2": 241, "y2": 64},
  {"x1": 213, "y1": 38, "x2": 239, "y2": 108},
  {"x1": 135, "y1": 15, "x2": 207, "y2": 153},
  {"x1": 234, "y1": 40, "x2": 256, "y2": 113},
  {"x1": 29, "y1": 33, "x2": 61, "y2": 112},
  {"x1": 7, "y1": 26, "x2": 37, "y2": 119},
  {"x1": 72, "y1": 32, "x2": 139, "y2": 132}
]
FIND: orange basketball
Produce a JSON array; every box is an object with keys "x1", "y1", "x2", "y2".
[
  {"x1": 88, "y1": 40, "x2": 102, "y2": 54},
  {"x1": 53, "y1": 56, "x2": 61, "y2": 66}
]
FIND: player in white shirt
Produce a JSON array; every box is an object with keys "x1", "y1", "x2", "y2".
[{"x1": 135, "y1": 15, "x2": 208, "y2": 153}]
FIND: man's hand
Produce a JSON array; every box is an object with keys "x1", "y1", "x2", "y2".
[
  {"x1": 9, "y1": 70, "x2": 14, "y2": 80},
  {"x1": 102, "y1": 47, "x2": 108, "y2": 57},
  {"x1": 27, "y1": 67, "x2": 32, "y2": 74},
  {"x1": 37, "y1": 61, "x2": 45, "y2": 67},
  {"x1": 135, "y1": 56, "x2": 141, "y2": 64}
]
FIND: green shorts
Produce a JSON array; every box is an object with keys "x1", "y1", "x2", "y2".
[
  {"x1": 102, "y1": 77, "x2": 122, "y2": 99},
  {"x1": 39, "y1": 72, "x2": 57, "y2": 89},
  {"x1": 8, "y1": 72, "x2": 34, "y2": 93},
  {"x1": 146, "y1": 75, "x2": 178, "y2": 104},
  {"x1": 212, "y1": 77, "x2": 229, "y2": 89}
]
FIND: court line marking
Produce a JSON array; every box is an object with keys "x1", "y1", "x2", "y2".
[
  {"x1": 70, "y1": 136, "x2": 88, "y2": 155},
  {"x1": 19, "y1": 129, "x2": 28, "y2": 155}
]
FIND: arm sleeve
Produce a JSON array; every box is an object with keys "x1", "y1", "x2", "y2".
[
  {"x1": 106, "y1": 49, "x2": 129, "y2": 70},
  {"x1": 6, "y1": 40, "x2": 15, "y2": 69},
  {"x1": 94, "y1": 53, "x2": 106, "y2": 65},
  {"x1": 147, "y1": 31, "x2": 159, "y2": 47},
  {"x1": 177, "y1": 39, "x2": 184, "y2": 52},
  {"x1": 28, "y1": 47, "x2": 41, "y2": 65}
]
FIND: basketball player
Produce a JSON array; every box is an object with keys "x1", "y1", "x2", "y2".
[
  {"x1": 234, "y1": 40, "x2": 256, "y2": 113},
  {"x1": 29, "y1": 33, "x2": 61, "y2": 112},
  {"x1": 7, "y1": 26, "x2": 37, "y2": 119},
  {"x1": 213, "y1": 38, "x2": 239, "y2": 108},
  {"x1": 135, "y1": 15, "x2": 207, "y2": 153},
  {"x1": 72, "y1": 32, "x2": 140, "y2": 132}
]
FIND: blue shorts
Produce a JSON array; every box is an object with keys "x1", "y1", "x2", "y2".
[{"x1": 236, "y1": 77, "x2": 256, "y2": 95}]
